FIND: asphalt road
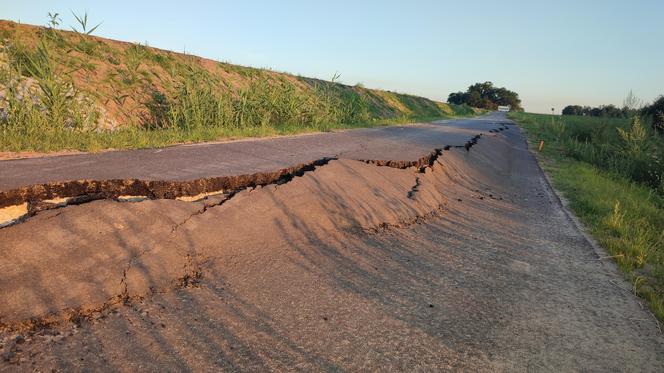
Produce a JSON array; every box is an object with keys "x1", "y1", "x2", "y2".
[
  {"x1": 0, "y1": 113, "x2": 509, "y2": 191},
  {"x1": 1, "y1": 113, "x2": 663, "y2": 371}
]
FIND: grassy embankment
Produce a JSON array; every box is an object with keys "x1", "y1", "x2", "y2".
[
  {"x1": 0, "y1": 19, "x2": 481, "y2": 153},
  {"x1": 510, "y1": 112, "x2": 664, "y2": 321}
]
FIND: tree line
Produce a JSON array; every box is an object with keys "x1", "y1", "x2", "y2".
[
  {"x1": 563, "y1": 94, "x2": 664, "y2": 133},
  {"x1": 447, "y1": 82, "x2": 523, "y2": 111},
  {"x1": 561, "y1": 104, "x2": 630, "y2": 118}
]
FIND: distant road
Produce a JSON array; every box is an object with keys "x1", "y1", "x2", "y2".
[{"x1": 0, "y1": 113, "x2": 509, "y2": 191}]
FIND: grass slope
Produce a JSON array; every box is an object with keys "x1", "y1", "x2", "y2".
[
  {"x1": 0, "y1": 20, "x2": 481, "y2": 153},
  {"x1": 510, "y1": 112, "x2": 664, "y2": 321}
]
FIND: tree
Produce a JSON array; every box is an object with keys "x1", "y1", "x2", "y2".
[
  {"x1": 447, "y1": 91, "x2": 467, "y2": 105},
  {"x1": 562, "y1": 105, "x2": 584, "y2": 116},
  {"x1": 447, "y1": 81, "x2": 522, "y2": 111},
  {"x1": 599, "y1": 104, "x2": 623, "y2": 118},
  {"x1": 564, "y1": 92, "x2": 645, "y2": 119},
  {"x1": 562, "y1": 104, "x2": 630, "y2": 118},
  {"x1": 643, "y1": 96, "x2": 664, "y2": 133}
]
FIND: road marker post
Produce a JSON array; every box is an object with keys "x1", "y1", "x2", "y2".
[{"x1": 538, "y1": 140, "x2": 544, "y2": 152}]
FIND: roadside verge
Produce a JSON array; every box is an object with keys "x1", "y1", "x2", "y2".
[{"x1": 509, "y1": 112, "x2": 664, "y2": 324}]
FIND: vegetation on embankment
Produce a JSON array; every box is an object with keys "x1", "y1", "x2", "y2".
[
  {"x1": 510, "y1": 112, "x2": 664, "y2": 321},
  {"x1": 0, "y1": 18, "x2": 481, "y2": 153}
]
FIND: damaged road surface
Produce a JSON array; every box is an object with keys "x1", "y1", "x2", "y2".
[
  {"x1": 0, "y1": 115, "x2": 492, "y2": 214},
  {"x1": 1, "y1": 113, "x2": 664, "y2": 371}
]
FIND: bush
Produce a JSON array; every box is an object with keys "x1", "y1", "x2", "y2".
[{"x1": 643, "y1": 96, "x2": 664, "y2": 133}]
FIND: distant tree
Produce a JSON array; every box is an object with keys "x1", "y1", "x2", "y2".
[
  {"x1": 599, "y1": 104, "x2": 624, "y2": 118},
  {"x1": 447, "y1": 91, "x2": 467, "y2": 105},
  {"x1": 643, "y1": 96, "x2": 664, "y2": 134},
  {"x1": 562, "y1": 105, "x2": 584, "y2": 116},
  {"x1": 563, "y1": 104, "x2": 629, "y2": 118},
  {"x1": 564, "y1": 92, "x2": 645, "y2": 119},
  {"x1": 467, "y1": 91, "x2": 483, "y2": 108},
  {"x1": 447, "y1": 81, "x2": 522, "y2": 111}
]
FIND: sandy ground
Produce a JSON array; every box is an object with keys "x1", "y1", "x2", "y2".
[{"x1": 1, "y1": 123, "x2": 663, "y2": 371}]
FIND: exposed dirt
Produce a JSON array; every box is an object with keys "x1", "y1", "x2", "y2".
[
  {"x1": 0, "y1": 128, "x2": 663, "y2": 371},
  {"x1": 0, "y1": 150, "x2": 86, "y2": 162}
]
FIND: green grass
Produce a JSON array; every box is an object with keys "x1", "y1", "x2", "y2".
[
  {"x1": 510, "y1": 112, "x2": 664, "y2": 321},
  {"x1": 511, "y1": 113, "x2": 664, "y2": 191},
  {"x1": 0, "y1": 19, "x2": 482, "y2": 153},
  {"x1": 1, "y1": 113, "x2": 466, "y2": 153}
]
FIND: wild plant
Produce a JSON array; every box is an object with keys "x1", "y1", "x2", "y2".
[
  {"x1": 123, "y1": 43, "x2": 149, "y2": 86},
  {"x1": 70, "y1": 11, "x2": 101, "y2": 36},
  {"x1": 70, "y1": 11, "x2": 101, "y2": 55},
  {"x1": 4, "y1": 36, "x2": 74, "y2": 128},
  {"x1": 2, "y1": 14, "x2": 99, "y2": 135},
  {"x1": 547, "y1": 115, "x2": 566, "y2": 141},
  {"x1": 607, "y1": 201, "x2": 624, "y2": 233},
  {"x1": 618, "y1": 117, "x2": 648, "y2": 157}
]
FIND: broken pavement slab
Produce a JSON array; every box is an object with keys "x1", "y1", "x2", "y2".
[{"x1": 0, "y1": 152, "x2": 454, "y2": 327}]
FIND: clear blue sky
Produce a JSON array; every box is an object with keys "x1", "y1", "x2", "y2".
[{"x1": 2, "y1": 0, "x2": 663, "y2": 113}]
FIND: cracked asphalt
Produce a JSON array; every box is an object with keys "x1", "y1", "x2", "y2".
[
  {"x1": 1, "y1": 113, "x2": 664, "y2": 371},
  {"x1": 0, "y1": 114, "x2": 504, "y2": 191}
]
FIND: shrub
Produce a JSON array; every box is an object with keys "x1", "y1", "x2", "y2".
[{"x1": 643, "y1": 96, "x2": 664, "y2": 133}]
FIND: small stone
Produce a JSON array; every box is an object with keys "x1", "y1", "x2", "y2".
[
  {"x1": 1, "y1": 349, "x2": 15, "y2": 362},
  {"x1": 1, "y1": 337, "x2": 20, "y2": 362}
]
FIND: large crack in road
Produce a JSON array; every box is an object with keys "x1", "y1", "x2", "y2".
[
  {"x1": 0, "y1": 131, "x2": 490, "y2": 229},
  {"x1": 0, "y1": 131, "x2": 484, "y2": 331}
]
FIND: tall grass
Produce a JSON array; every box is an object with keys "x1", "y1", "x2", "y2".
[
  {"x1": 512, "y1": 113, "x2": 664, "y2": 193},
  {"x1": 510, "y1": 112, "x2": 664, "y2": 321},
  {"x1": 0, "y1": 16, "x2": 479, "y2": 153},
  {"x1": 142, "y1": 68, "x2": 372, "y2": 132},
  {"x1": 1, "y1": 30, "x2": 99, "y2": 146}
]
